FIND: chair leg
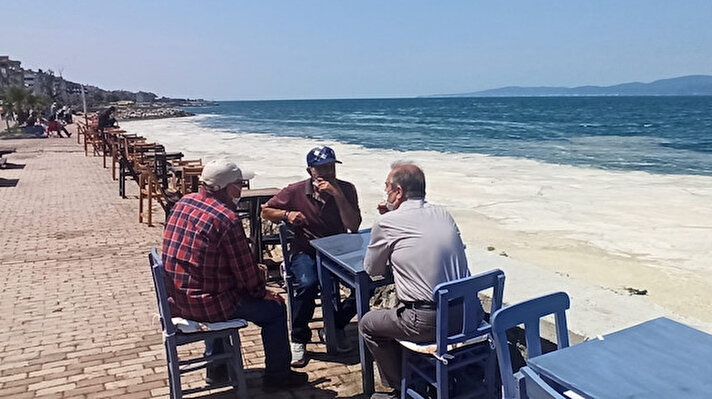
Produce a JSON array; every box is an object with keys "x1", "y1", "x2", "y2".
[
  {"x1": 147, "y1": 180, "x2": 153, "y2": 227},
  {"x1": 165, "y1": 338, "x2": 183, "y2": 399},
  {"x1": 486, "y1": 345, "x2": 498, "y2": 399},
  {"x1": 139, "y1": 175, "x2": 145, "y2": 223},
  {"x1": 400, "y1": 350, "x2": 409, "y2": 399},
  {"x1": 436, "y1": 362, "x2": 448, "y2": 399},
  {"x1": 229, "y1": 331, "x2": 248, "y2": 399}
]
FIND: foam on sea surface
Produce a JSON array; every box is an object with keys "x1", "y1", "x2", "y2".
[{"x1": 122, "y1": 116, "x2": 712, "y2": 335}]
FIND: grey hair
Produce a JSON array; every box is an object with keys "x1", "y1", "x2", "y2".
[{"x1": 390, "y1": 161, "x2": 426, "y2": 199}]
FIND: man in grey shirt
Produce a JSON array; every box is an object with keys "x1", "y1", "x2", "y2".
[{"x1": 359, "y1": 162, "x2": 471, "y2": 399}]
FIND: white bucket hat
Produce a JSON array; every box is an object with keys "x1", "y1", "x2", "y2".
[{"x1": 199, "y1": 159, "x2": 243, "y2": 191}]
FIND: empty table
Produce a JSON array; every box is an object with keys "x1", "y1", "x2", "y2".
[{"x1": 527, "y1": 317, "x2": 712, "y2": 398}]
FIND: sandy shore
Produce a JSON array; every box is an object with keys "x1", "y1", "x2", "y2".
[{"x1": 121, "y1": 116, "x2": 712, "y2": 338}]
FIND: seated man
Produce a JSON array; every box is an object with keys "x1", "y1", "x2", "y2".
[
  {"x1": 97, "y1": 106, "x2": 118, "y2": 131},
  {"x1": 359, "y1": 162, "x2": 472, "y2": 399},
  {"x1": 162, "y1": 159, "x2": 307, "y2": 391},
  {"x1": 262, "y1": 146, "x2": 362, "y2": 367}
]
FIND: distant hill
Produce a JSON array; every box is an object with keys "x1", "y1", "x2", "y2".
[{"x1": 431, "y1": 75, "x2": 712, "y2": 97}]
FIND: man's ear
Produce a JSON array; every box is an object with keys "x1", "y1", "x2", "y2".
[{"x1": 306, "y1": 167, "x2": 313, "y2": 177}]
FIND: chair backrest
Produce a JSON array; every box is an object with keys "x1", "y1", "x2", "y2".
[
  {"x1": 433, "y1": 269, "x2": 506, "y2": 357},
  {"x1": 519, "y1": 367, "x2": 567, "y2": 399},
  {"x1": 491, "y1": 292, "x2": 570, "y2": 399},
  {"x1": 148, "y1": 248, "x2": 177, "y2": 336}
]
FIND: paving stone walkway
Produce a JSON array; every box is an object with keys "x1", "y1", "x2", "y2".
[{"x1": 0, "y1": 128, "x2": 375, "y2": 398}]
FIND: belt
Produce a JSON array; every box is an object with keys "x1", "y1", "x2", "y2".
[{"x1": 401, "y1": 301, "x2": 437, "y2": 311}]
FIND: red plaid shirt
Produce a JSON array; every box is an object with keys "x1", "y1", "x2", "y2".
[{"x1": 162, "y1": 189, "x2": 265, "y2": 322}]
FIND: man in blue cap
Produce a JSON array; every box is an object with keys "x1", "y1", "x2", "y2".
[{"x1": 262, "y1": 145, "x2": 362, "y2": 367}]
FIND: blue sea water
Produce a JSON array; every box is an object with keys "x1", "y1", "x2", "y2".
[{"x1": 186, "y1": 96, "x2": 712, "y2": 176}]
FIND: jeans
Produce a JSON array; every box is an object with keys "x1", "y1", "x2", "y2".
[
  {"x1": 205, "y1": 297, "x2": 291, "y2": 377},
  {"x1": 288, "y1": 253, "x2": 357, "y2": 344}
]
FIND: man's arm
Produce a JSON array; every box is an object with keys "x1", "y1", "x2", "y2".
[
  {"x1": 363, "y1": 222, "x2": 389, "y2": 277},
  {"x1": 219, "y1": 222, "x2": 266, "y2": 299},
  {"x1": 333, "y1": 189, "x2": 361, "y2": 233},
  {"x1": 317, "y1": 180, "x2": 361, "y2": 232}
]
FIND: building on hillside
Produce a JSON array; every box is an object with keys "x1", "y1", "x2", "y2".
[
  {"x1": 24, "y1": 71, "x2": 37, "y2": 90},
  {"x1": 0, "y1": 56, "x2": 24, "y2": 90}
]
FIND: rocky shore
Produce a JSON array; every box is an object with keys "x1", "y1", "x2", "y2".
[{"x1": 114, "y1": 104, "x2": 195, "y2": 121}]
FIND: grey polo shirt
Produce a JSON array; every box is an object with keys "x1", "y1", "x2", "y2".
[{"x1": 364, "y1": 198, "x2": 471, "y2": 303}]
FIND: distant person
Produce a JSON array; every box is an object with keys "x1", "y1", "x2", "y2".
[
  {"x1": 46, "y1": 115, "x2": 71, "y2": 138},
  {"x1": 50, "y1": 102, "x2": 57, "y2": 118},
  {"x1": 64, "y1": 105, "x2": 73, "y2": 124},
  {"x1": 262, "y1": 145, "x2": 362, "y2": 367},
  {"x1": 359, "y1": 162, "x2": 473, "y2": 399},
  {"x1": 162, "y1": 159, "x2": 308, "y2": 391},
  {"x1": 97, "y1": 106, "x2": 118, "y2": 131}
]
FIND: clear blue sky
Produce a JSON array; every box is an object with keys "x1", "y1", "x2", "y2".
[{"x1": 2, "y1": 1, "x2": 711, "y2": 100}]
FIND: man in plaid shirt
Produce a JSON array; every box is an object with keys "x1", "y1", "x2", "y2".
[{"x1": 162, "y1": 159, "x2": 307, "y2": 390}]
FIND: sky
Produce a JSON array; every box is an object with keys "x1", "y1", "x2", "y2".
[{"x1": 2, "y1": 1, "x2": 712, "y2": 100}]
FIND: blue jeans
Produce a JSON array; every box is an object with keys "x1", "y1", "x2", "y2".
[
  {"x1": 205, "y1": 297, "x2": 290, "y2": 377},
  {"x1": 288, "y1": 253, "x2": 357, "y2": 344}
]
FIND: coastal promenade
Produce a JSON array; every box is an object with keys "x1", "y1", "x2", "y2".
[{"x1": 0, "y1": 130, "x2": 370, "y2": 398}]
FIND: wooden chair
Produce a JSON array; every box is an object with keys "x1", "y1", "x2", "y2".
[
  {"x1": 138, "y1": 164, "x2": 173, "y2": 227},
  {"x1": 179, "y1": 166, "x2": 204, "y2": 195}
]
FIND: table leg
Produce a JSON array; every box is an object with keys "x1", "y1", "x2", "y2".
[
  {"x1": 119, "y1": 163, "x2": 125, "y2": 198},
  {"x1": 253, "y1": 199, "x2": 263, "y2": 263},
  {"x1": 316, "y1": 254, "x2": 339, "y2": 354},
  {"x1": 355, "y1": 273, "x2": 375, "y2": 395}
]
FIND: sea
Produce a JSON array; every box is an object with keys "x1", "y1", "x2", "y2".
[
  {"x1": 121, "y1": 96, "x2": 712, "y2": 327},
  {"x1": 185, "y1": 96, "x2": 712, "y2": 176},
  {"x1": 122, "y1": 96, "x2": 712, "y2": 280}
]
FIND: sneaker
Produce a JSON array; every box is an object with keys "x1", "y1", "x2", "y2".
[
  {"x1": 290, "y1": 342, "x2": 308, "y2": 368},
  {"x1": 205, "y1": 364, "x2": 229, "y2": 385},
  {"x1": 318, "y1": 328, "x2": 354, "y2": 353},
  {"x1": 263, "y1": 370, "x2": 309, "y2": 392}
]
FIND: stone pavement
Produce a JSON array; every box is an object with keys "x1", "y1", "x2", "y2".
[{"x1": 0, "y1": 128, "x2": 378, "y2": 398}]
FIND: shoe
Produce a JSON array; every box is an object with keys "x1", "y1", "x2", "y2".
[
  {"x1": 263, "y1": 370, "x2": 309, "y2": 392},
  {"x1": 318, "y1": 328, "x2": 354, "y2": 353},
  {"x1": 370, "y1": 391, "x2": 400, "y2": 399},
  {"x1": 205, "y1": 364, "x2": 229, "y2": 385},
  {"x1": 290, "y1": 342, "x2": 308, "y2": 368}
]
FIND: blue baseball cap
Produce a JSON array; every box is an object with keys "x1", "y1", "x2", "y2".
[{"x1": 306, "y1": 146, "x2": 342, "y2": 167}]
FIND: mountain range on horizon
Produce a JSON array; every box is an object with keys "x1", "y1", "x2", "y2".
[{"x1": 429, "y1": 75, "x2": 712, "y2": 97}]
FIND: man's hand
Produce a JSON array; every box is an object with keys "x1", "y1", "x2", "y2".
[
  {"x1": 287, "y1": 211, "x2": 307, "y2": 226},
  {"x1": 315, "y1": 178, "x2": 343, "y2": 198},
  {"x1": 377, "y1": 201, "x2": 390, "y2": 215},
  {"x1": 264, "y1": 287, "x2": 285, "y2": 305}
]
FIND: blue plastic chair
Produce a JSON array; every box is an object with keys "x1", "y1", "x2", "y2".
[
  {"x1": 148, "y1": 248, "x2": 248, "y2": 399},
  {"x1": 399, "y1": 269, "x2": 506, "y2": 399},
  {"x1": 490, "y1": 292, "x2": 570, "y2": 399},
  {"x1": 519, "y1": 367, "x2": 566, "y2": 399}
]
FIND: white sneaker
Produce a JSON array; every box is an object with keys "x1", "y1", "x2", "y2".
[{"x1": 290, "y1": 342, "x2": 307, "y2": 368}]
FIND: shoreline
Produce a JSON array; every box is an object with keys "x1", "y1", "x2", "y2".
[{"x1": 121, "y1": 116, "x2": 712, "y2": 338}]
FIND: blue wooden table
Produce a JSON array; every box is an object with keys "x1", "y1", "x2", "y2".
[
  {"x1": 526, "y1": 317, "x2": 712, "y2": 398},
  {"x1": 311, "y1": 230, "x2": 394, "y2": 395}
]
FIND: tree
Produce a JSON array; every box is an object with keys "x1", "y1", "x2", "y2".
[
  {"x1": 0, "y1": 86, "x2": 28, "y2": 129},
  {"x1": 0, "y1": 86, "x2": 49, "y2": 129}
]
